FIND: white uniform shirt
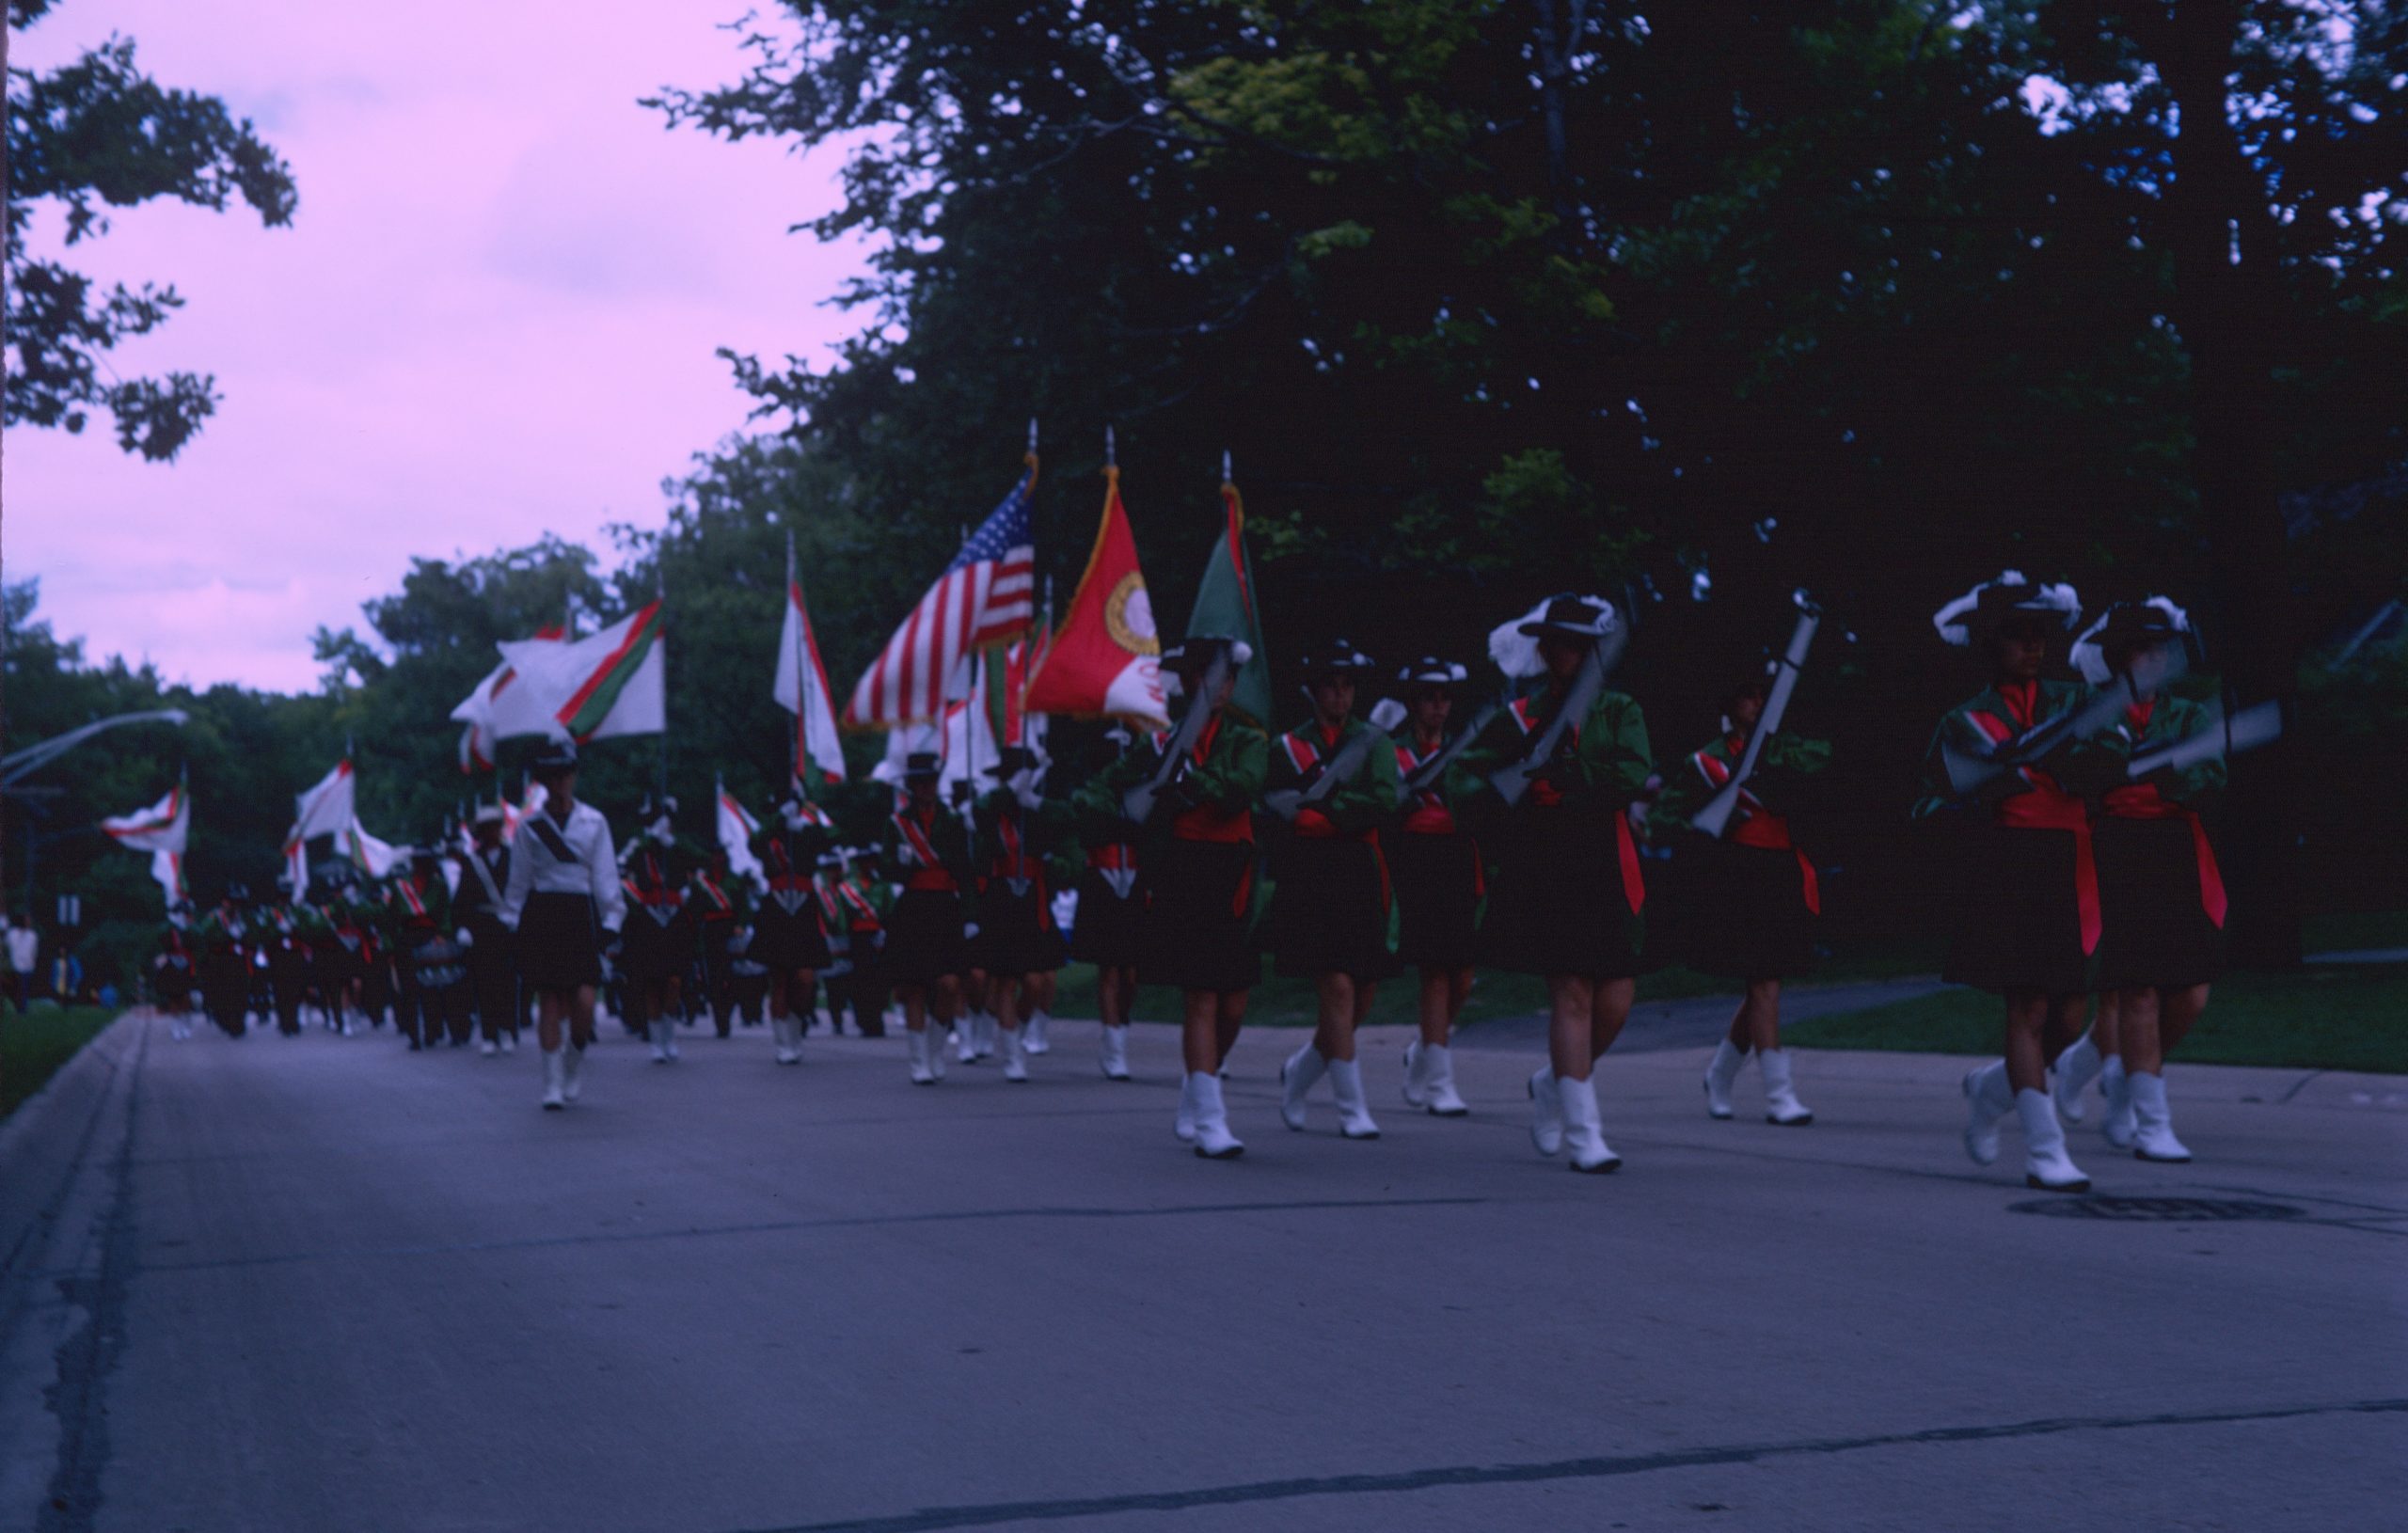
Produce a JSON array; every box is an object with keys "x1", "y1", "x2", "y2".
[{"x1": 498, "y1": 800, "x2": 626, "y2": 933}]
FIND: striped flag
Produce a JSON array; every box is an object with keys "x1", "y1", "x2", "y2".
[
  {"x1": 844, "y1": 464, "x2": 1038, "y2": 729},
  {"x1": 485, "y1": 604, "x2": 666, "y2": 744},
  {"x1": 103, "y1": 783, "x2": 189, "y2": 854},
  {"x1": 773, "y1": 532, "x2": 848, "y2": 783}
]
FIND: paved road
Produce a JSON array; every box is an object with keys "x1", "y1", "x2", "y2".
[
  {"x1": 1451, "y1": 975, "x2": 1955, "y2": 1054},
  {"x1": 3, "y1": 1011, "x2": 2403, "y2": 1533}
]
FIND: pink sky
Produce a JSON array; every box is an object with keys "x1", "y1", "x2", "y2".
[{"x1": 6, "y1": 1, "x2": 865, "y2": 692}]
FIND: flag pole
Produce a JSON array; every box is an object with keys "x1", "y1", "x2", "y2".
[
  {"x1": 786, "y1": 528, "x2": 802, "y2": 792},
  {"x1": 656, "y1": 562, "x2": 670, "y2": 798}
]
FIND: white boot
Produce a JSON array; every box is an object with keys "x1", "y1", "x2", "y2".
[
  {"x1": 1328, "y1": 1059, "x2": 1380, "y2": 1140},
  {"x1": 1002, "y1": 1025, "x2": 1030, "y2": 1083},
  {"x1": 1174, "y1": 1072, "x2": 1199, "y2": 1143},
  {"x1": 1961, "y1": 1060, "x2": 2014, "y2": 1165},
  {"x1": 2018, "y1": 1088, "x2": 2089, "y2": 1191},
  {"x1": 1760, "y1": 1049, "x2": 1813, "y2": 1126},
  {"x1": 541, "y1": 1048, "x2": 566, "y2": 1110},
  {"x1": 927, "y1": 1023, "x2": 949, "y2": 1081},
  {"x1": 956, "y1": 1018, "x2": 979, "y2": 1064},
  {"x1": 1401, "y1": 1040, "x2": 1430, "y2": 1109},
  {"x1": 2128, "y1": 1072, "x2": 2192, "y2": 1163},
  {"x1": 974, "y1": 1012, "x2": 999, "y2": 1060},
  {"x1": 478, "y1": 1035, "x2": 499, "y2": 1057},
  {"x1": 1024, "y1": 1010, "x2": 1052, "y2": 1054},
  {"x1": 1422, "y1": 1045, "x2": 1469, "y2": 1117},
  {"x1": 1703, "y1": 1038, "x2": 1747, "y2": 1120},
  {"x1": 1280, "y1": 1044, "x2": 1328, "y2": 1131},
  {"x1": 907, "y1": 1027, "x2": 934, "y2": 1085},
  {"x1": 1100, "y1": 1024, "x2": 1132, "y2": 1081},
  {"x1": 1557, "y1": 1074, "x2": 1621, "y2": 1174},
  {"x1": 499, "y1": 1030, "x2": 516, "y2": 1054},
  {"x1": 649, "y1": 1021, "x2": 672, "y2": 1063},
  {"x1": 2052, "y1": 1031, "x2": 2102, "y2": 1124},
  {"x1": 662, "y1": 1020, "x2": 681, "y2": 1061},
  {"x1": 1190, "y1": 1073, "x2": 1244, "y2": 1160},
  {"x1": 773, "y1": 1018, "x2": 800, "y2": 1066},
  {"x1": 1529, "y1": 1066, "x2": 1564, "y2": 1156},
  {"x1": 2099, "y1": 1056, "x2": 2136, "y2": 1149},
  {"x1": 562, "y1": 1046, "x2": 586, "y2": 1102}
]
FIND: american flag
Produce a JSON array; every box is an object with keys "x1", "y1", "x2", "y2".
[{"x1": 845, "y1": 466, "x2": 1038, "y2": 728}]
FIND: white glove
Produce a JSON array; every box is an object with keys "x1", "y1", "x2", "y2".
[
  {"x1": 454, "y1": 927, "x2": 473, "y2": 949},
  {"x1": 963, "y1": 923, "x2": 981, "y2": 940}
]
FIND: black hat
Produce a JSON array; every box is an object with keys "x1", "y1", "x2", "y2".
[
  {"x1": 1933, "y1": 571, "x2": 2083, "y2": 647},
  {"x1": 225, "y1": 882, "x2": 250, "y2": 904},
  {"x1": 1160, "y1": 635, "x2": 1255, "y2": 674},
  {"x1": 1396, "y1": 656, "x2": 1469, "y2": 688},
  {"x1": 901, "y1": 751, "x2": 943, "y2": 781},
  {"x1": 2070, "y1": 597, "x2": 2194, "y2": 683},
  {"x1": 983, "y1": 745, "x2": 1040, "y2": 778},
  {"x1": 531, "y1": 739, "x2": 579, "y2": 776},
  {"x1": 1516, "y1": 593, "x2": 1619, "y2": 640},
  {"x1": 471, "y1": 802, "x2": 505, "y2": 828},
  {"x1": 1297, "y1": 640, "x2": 1377, "y2": 679},
  {"x1": 638, "y1": 790, "x2": 676, "y2": 821}
]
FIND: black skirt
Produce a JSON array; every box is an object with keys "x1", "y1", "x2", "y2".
[
  {"x1": 884, "y1": 888, "x2": 969, "y2": 985},
  {"x1": 1684, "y1": 839, "x2": 1819, "y2": 981},
  {"x1": 1478, "y1": 811, "x2": 1651, "y2": 980},
  {"x1": 519, "y1": 891, "x2": 603, "y2": 992},
  {"x1": 1263, "y1": 835, "x2": 1397, "y2": 980},
  {"x1": 751, "y1": 892, "x2": 832, "y2": 972},
  {"x1": 977, "y1": 880, "x2": 1065, "y2": 974},
  {"x1": 1069, "y1": 868, "x2": 1147, "y2": 966},
  {"x1": 1142, "y1": 839, "x2": 1260, "y2": 994},
  {"x1": 2095, "y1": 815, "x2": 2226, "y2": 990},
  {"x1": 617, "y1": 906, "x2": 695, "y2": 982},
  {"x1": 1389, "y1": 831, "x2": 1481, "y2": 969},
  {"x1": 1941, "y1": 824, "x2": 2094, "y2": 997}
]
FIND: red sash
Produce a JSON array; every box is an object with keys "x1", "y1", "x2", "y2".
[
  {"x1": 692, "y1": 875, "x2": 735, "y2": 919},
  {"x1": 1515, "y1": 698, "x2": 1640, "y2": 911},
  {"x1": 1085, "y1": 842, "x2": 1134, "y2": 871},
  {"x1": 894, "y1": 808, "x2": 958, "y2": 892},
  {"x1": 1692, "y1": 742, "x2": 1818, "y2": 915},
  {"x1": 1170, "y1": 717, "x2": 1253, "y2": 844},
  {"x1": 1395, "y1": 738, "x2": 1458, "y2": 835},
  {"x1": 836, "y1": 882, "x2": 881, "y2": 931},
  {"x1": 1968, "y1": 690, "x2": 2099, "y2": 954},
  {"x1": 2105, "y1": 703, "x2": 2226, "y2": 925}
]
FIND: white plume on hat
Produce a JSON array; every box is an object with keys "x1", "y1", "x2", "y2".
[
  {"x1": 1490, "y1": 594, "x2": 1616, "y2": 679},
  {"x1": 1931, "y1": 570, "x2": 2083, "y2": 647},
  {"x1": 2068, "y1": 595, "x2": 2192, "y2": 684}
]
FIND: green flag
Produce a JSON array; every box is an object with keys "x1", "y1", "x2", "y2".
[{"x1": 1189, "y1": 478, "x2": 1275, "y2": 727}]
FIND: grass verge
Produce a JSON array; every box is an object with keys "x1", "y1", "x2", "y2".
[
  {"x1": 2, "y1": 1006, "x2": 120, "y2": 1118},
  {"x1": 1784, "y1": 964, "x2": 2408, "y2": 1074}
]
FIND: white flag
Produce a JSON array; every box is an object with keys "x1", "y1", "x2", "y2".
[
  {"x1": 485, "y1": 603, "x2": 666, "y2": 743},
  {"x1": 103, "y1": 784, "x2": 189, "y2": 854},
  {"x1": 715, "y1": 782, "x2": 766, "y2": 889},
  {"x1": 288, "y1": 760, "x2": 356, "y2": 844},
  {"x1": 342, "y1": 815, "x2": 406, "y2": 878},
  {"x1": 151, "y1": 850, "x2": 188, "y2": 905},
  {"x1": 773, "y1": 540, "x2": 848, "y2": 783}
]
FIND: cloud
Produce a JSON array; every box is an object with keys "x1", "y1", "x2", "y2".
[{"x1": 6, "y1": 0, "x2": 862, "y2": 692}]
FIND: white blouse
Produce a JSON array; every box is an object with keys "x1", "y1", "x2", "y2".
[{"x1": 498, "y1": 800, "x2": 626, "y2": 933}]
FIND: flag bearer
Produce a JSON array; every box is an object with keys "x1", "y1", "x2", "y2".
[
  {"x1": 264, "y1": 883, "x2": 314, "y2": 1036},
  {"x1": 1094, "y1": 637, "x2": 1266, "y2": 1159},
  {"x1": 1069, "y1": 727, "x2": 1149, "y2": 1081},
  {"x1": 824, "y1": 847, "x2": 891, "y2": 1037},
  {"x1": 1463, "y1": 595, "x2": 1656, "y2": 1174},
  {"x1": 456, "y1": 805, "x2": 520, "y2": 1054},
  {"x1": 883, "y1": 753, "x2": 976, "y2": 1083},
  {"x1": 393, "y1": 848, "x2": 472, "y2": 1049},
  {"x1": 1264, "y1": 641, "x2": 1402, "y2": 1140},
  {"x1": 2053, "y1": 597, "x2": 2224, "y2": 1164},
  {"x1": 1657, "y1": 655, "x2": 1832, "y2": 1127},
  {"x1": 155, "y1": 906, "x2": 198, "y2": 1038},
  {"x1": 618, "y1": 792, "x2": 701, "y2": 1064},
  {"x1": 498, "y1": 742, "x2": 626, "y2": 1111},
  {"x1": 972, "y1": 745, "x2": 1072, "y2": 1083},
  {"x1": 1915, "y1": 573, "x2": 2109, "y2": 1192},
  {"x1": 689, "y1": 844, "x2": 750, "y2": 1039},
  {"x1": 195, "y1": 886, "x2": 256, "y2": 1039},
  {"x1": 752, "y1": 786, "x2": 834, "y2": 1065},
  {"x1": 1386, "y1": 658, "x2": 1483, "y2": 1118}
]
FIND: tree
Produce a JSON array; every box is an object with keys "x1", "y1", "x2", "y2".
[{"x1": 5, "y1": 0, "x2": 297, "y2": 461}]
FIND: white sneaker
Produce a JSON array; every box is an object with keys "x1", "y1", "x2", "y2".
[
  {"x1": 2017, "y1": 1088, "x2": 2089, "y2": 1191},
  {"x1": 1100, "y1": 1024, "x2": 1132, "y2": 1081},
  {"x1": 562, "y1": 1046, "x2": 586, "y2": 1102},
  {"x1": 1422, "y1": 1045, "x2": 1469, "y2": 1117},
  {"x1": 1024, "y1": 1011, "x2": 1052, "y2": 1054},
  {"x1": 1703, "y1": 1038, "x2": 1746, "y2": 1120},
  {"x1": 1401, "y1": 1040, "x2": 1430, "y2": 1109},
  {"x1": 2052, "y1": 1032, "x2": 2103, "y2": 1124},
  {"x1": 541, "y1": 1049, "x2": 566, "y2": 1110},
  {"x1": 1961, "y1": 1061, "x2": 2013, "y2": 1165},
  {"x1": 2099, "y1": 1057, "x2": 2136, "y2": 1149},
  {"x1": 1190, "y1": 1073, "x2": 1244, "y2": 1160},
  {"x1": 1174, "y1": 1073, "x2": 1198, "y2": 1143},
  {"x1": 1557, "y1": 1074, "x2": 1621, "y2": 1174},
  {"x1": 1280, "y1": 1044, "x2": 1328, "y2": 1131},
  {"x1": 1760, "y1": 1048, "x2": 1813, "y2": 1126},
  {"x1": 908, "y1": 1028, "x2": 934, "y2": 1085},
  {"x1": 1003, "y1": 1025, "x2": 1030, "y2": 1083},
  {"x1": 1328, "y1": 1058, "x2": 1380, "y2": 1140},
  {"x1": 2128, "y1": 1072, "x2": 2192, "y2": 1162},
  {"x1": 1529, "y1": 1066, "x2": 1564, "y2": 1157}
]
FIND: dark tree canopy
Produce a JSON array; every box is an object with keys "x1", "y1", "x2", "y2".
[{"x1": 5, "y1": 4, "x2": 297, "y2": 459}]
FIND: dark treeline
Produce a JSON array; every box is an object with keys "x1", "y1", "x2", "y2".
[{"x1": 8, "y1": 0, "x2": 2403, "y2": 988}]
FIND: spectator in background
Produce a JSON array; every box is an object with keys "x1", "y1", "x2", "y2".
[{"x1": 5, "y1": 915, "x2": 40, "y2": 1013}]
